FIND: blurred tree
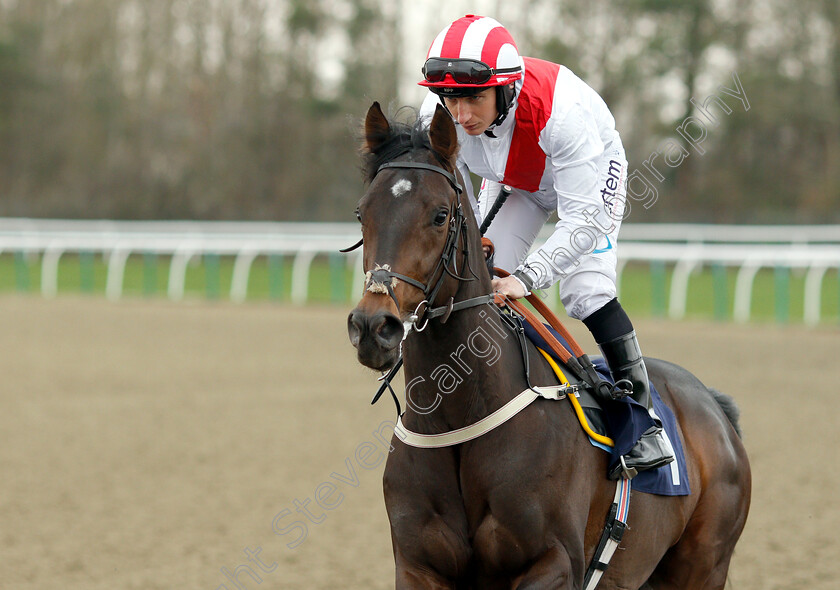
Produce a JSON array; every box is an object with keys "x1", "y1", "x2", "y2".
[
  {"x1": 616, "y1": 0, "x2": 718, "y2": 216},
  {"x1": 325, "y1": 0, "x2": 401, "y2": 221},
  {"x1": 0, "y1": 20, "x2": 33, "y2": 211},
  {"x1": 0, "y1": 0, "x2": 835, "y2": 222},
  {"x1": 696, "y1": 0, "x2": 840, "y2": 222}
]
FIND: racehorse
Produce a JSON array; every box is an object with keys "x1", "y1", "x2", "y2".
[{"x1": 346, "y1": 101, "x2": 751, "y2": 589}]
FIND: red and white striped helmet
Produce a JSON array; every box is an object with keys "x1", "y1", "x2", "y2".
[{"x1": 419, "y1": 15, "x2": 523, "y2": 90}]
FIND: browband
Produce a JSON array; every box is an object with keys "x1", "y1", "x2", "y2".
[{"x1": 377, "y1": 161, "x2": 463, "y2": 194}]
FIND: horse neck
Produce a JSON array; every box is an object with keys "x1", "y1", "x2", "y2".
[{"x1": 401, "y1": 246, "x2": 523, "y2": 431}]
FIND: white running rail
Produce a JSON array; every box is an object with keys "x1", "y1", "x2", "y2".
[{"x1": 0, "y1": 219, "x2": 838, "y2": 325}]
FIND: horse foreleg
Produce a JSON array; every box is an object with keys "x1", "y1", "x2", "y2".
[
  {"x1": 511, "y1": 545, "x2": 576, "y2": 590},
  {"x1": 393, "y1": 545, "x2": 463, "y2": 590},
  {"x1": 395, "y1": 568, "x2": 457, "y2": 590}
]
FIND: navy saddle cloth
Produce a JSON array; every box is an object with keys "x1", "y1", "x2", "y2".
[{"x1": 523, "y1": 321, "x2": 691, "y2": 496}]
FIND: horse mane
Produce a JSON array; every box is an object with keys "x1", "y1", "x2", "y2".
[{"x1": 361, "y1": 108, "x2": 437, "y2": 184}]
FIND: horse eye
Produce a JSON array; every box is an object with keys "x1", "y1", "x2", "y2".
[
  {"x1": 355, "y1": 209, "x2": 362, "y2": 223},
  {"x1": 433, "y1": 210, "x2": 448, "y2": 226}
]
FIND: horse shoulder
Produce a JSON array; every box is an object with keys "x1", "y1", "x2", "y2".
[{"x1": 461, "y1": 403, "x2": 609, "y2": 577}]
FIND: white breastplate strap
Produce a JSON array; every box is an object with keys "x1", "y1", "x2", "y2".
[{"x1": 394, "y1": 385, "x2": 570, "y2": 448}]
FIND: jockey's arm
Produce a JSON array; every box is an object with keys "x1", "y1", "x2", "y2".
[{"x1": 509, "y1": 106, "x2": 617, "y2": 317}]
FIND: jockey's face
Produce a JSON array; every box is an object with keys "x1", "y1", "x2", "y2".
[{"x1": 443, "y1": 87, "x2": 498, "y2": 135}]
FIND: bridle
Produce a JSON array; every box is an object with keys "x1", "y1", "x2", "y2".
[
  {"x1": 344, "y1": 157, "x2": 499, "y2": 413},
  {"x1": 344, "y1": 159, "x2": 494, "y2": 330},
  {"x1": 347, "y1": 157, "x2": 611, "y2": 417}
]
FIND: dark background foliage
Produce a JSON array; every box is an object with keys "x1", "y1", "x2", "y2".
[{"x1": 0, "y1": 0, "x2": 837, "y2": 223}]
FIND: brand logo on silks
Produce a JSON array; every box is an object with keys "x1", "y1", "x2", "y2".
[
  {"x1": 601, "y1": 160, "x2": 624, "y2": 219},
  {"x1": 593, "y1": 235, "x2": 613, "y2": 254}
]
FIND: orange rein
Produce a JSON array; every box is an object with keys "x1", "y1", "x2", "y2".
[{"x1": 493, "y1": 268, "x2": 586, "y2": 361}]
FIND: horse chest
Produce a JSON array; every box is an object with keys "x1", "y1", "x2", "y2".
[
  {"x1": 471, "y1": 503, "x2": 547, "y2": 569},
  {"x1": 389, "y1": 480, "x2": 551, "y2": 580},
  {"x1": 461, "y1": 431, "x2": 584, "y2": 570}
]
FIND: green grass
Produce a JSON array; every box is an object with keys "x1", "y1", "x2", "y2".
[
  {"x1": 0, "y1": 252, "x2": 356, "y2": 304},
  {"x1": 617, "y1": 261, "x2": 839, "y2": 324},
  {"x1": 1, "y1": 253, "x2": 838, "y2": 324}
]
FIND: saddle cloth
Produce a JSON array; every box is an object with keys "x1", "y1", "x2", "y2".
[{"x1": 523, "y1": 321, "x2": 691, "y2": 497}]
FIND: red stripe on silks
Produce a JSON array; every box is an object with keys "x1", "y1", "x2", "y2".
[
  {"x1": 480, "y1": 26, "x2": 514, "y2": 66},
  {"x1": 440, "y1": 15, "x2": 480, "y2": 59},
  {"x1": 502, "y1": 58, "x2": 560, "y2": 192}
]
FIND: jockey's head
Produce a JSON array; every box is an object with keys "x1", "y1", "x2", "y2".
[{"x1": 419, "y1": 15, "x2": 522, "y2": 134}]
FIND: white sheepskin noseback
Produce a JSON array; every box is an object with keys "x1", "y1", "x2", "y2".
[{"x1": 365, "y1": 264, "x2": 399, "y2": 294}]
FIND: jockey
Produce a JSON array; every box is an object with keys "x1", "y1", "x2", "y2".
[{"x1": 418, "y1": 14, "x2": 673, "y2": 480}]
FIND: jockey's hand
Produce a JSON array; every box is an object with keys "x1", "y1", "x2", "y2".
[
  {"x1": 480, "y1": 237, "x2": 494, "y2": 260},
  {"x1": 491, "y1": 275, "x2": 528, "y2": 301}
]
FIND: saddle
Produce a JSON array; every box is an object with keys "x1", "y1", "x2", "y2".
[{"x1": 494, "y1": 273, "x2": 689, "y2": 497}]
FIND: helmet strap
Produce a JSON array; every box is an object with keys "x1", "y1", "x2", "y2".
[
  {"x1": 436, "y1": 94, "x2": 452, "y2": 118},
  {"x1": 490, "y1": 84, "x2": 516, "y2": 128},
  {"x1": 433, "y1": 83, "x2": 517, "y2": 135}
]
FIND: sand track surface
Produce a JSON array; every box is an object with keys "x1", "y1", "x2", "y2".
[{"x1": 1, "y1": 297, "x2": 837, "y2": 589}]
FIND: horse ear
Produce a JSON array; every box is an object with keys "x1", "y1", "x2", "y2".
[
  {"x1": 429, "y1": 103, "x2": 459, "y2": 166},
  {"x1": 364, "y1": 101, "x2": 391, "y2": 154}
]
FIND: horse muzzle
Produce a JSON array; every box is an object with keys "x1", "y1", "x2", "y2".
[{"x1": 347, "y1": 307, "x2": 404, "y2": 371}]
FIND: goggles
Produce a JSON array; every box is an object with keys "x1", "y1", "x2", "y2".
[{"x1": 422, "y1": 57, "x2": 521, "y2": 85}]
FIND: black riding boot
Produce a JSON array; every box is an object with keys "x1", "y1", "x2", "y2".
[{"x1": 599, "y1": 331, "x2": 675, "y2": 480}]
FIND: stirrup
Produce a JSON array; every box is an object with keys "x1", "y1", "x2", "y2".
[
  {"x1": 609, "y1": 453, "x2": 674, "y2": 481},
  {"x1": 610, "y1": 456, "x2": 638, "y2": 480},
  {"x1": 608, "y1": 428, "x2": 675, "y2": 480}
]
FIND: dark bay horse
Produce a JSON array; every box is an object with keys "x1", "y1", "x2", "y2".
[{"x1": 347, "y1": 102, "x2": 751, "y2": 589}]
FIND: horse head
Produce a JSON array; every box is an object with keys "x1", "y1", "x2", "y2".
[{"x1": 347, "y1": 101, "x2": 476, "y2": 371}]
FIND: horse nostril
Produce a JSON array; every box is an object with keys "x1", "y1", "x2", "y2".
[
  {"x1": 347, "y1": 311, "x2": 366, "y2": 347},
  {"x1": 372, "y1": 312, "x2": 404, "y2": 350}
]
